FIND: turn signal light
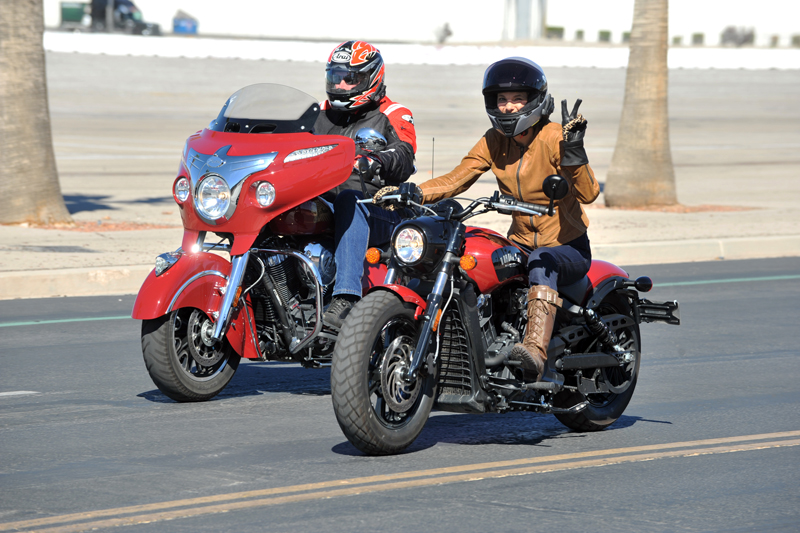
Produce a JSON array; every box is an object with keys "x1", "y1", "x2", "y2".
[
  {"x1": 431, "y1": 309, "x2": 443, "y2": 332},
  {"x1": 365, "y1": 247, "x2": 382, "y2": 265},
  {"x1": 460, "y1": 254, "x2": 477, "y2": 270}
]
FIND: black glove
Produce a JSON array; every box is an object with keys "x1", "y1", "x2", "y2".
[
  {"x1": 560, "y1": 99, "x2": 589, "y2": 166},
  {"x1": 354, "y1": 155, "x2": 382, "y2": 186}
]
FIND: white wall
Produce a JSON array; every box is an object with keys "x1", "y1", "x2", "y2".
[
  {"x1": 545, "y1": 0, "x2": 799, "y2": 47},
  {"x1": 44, "y1": 0, "x2": 800, "y2": 47}
]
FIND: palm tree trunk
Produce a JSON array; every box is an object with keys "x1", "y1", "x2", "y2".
[
  {"x1": 603, "y1": 0, "x2": 677, "y2": 207},
  {"x1": 0, "y1": 0, "x2": 73, "y2": 224}
]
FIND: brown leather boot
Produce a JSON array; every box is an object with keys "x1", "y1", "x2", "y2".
[{"x1": 509, "y1": 285, "x2": 562, "y2": 380}]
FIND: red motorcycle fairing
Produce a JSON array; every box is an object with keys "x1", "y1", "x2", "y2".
[
  {"x1": 131, "y1": 251, "x2": 259, "y2": 358},
  {"x1": 177, "y1": 129, "x2": 355, "y2": 255},
  {"x1": 463, "y1": 226, "x2": 527, "y2": 294}
]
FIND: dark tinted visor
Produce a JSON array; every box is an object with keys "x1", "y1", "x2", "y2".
[
  {"x1": 483, "y1": 60, "x2": 546, "y2": 93},
  {"x1": 326, "y1": 67, "x2": 371, "y2": 94}
]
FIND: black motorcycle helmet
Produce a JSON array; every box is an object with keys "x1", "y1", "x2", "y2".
[
  {"x1": 482, "y1": 57, "x2": 553, "y2": 137},
  {"x1": 325, "y1": 40, "x2": 386, "y2": 111}
]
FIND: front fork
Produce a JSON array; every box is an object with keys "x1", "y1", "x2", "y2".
[
  {"x1": 210, "y1": 251, "x2": 250, "y2": 342},
  {"x1": 404, "y1": 251, "x2": 459, "y2": 381}
]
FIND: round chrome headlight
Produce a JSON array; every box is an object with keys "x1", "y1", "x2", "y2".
[
  {"x1": 195, "y1": 174, "x2": 230, "y2": 220},
  {"x1": 394, "y1": 227, "x2": 425, "y2": 264},
  {"x1": 174, "y1": 177, "x2": 190, "y2": 203},
  {"x1": 255, "y1": 181, "x2": 275, "y2": 207}
]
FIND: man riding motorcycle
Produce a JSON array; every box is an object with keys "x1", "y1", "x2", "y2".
[{"x1": 313, "y1": 40, "x2": 417, "y2": 328}]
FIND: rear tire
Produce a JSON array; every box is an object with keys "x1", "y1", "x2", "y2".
[
  {"x1": 141, "y1": 308, "x2": 240, "y2": 402},
  {"x1": 554, "y1": 292, "x2": 640, "y2": 432},
  {"x1": 331, "y1": 291, "x2": 435, "y2": 455}
]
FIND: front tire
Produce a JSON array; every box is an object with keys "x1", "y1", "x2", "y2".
[
  {"x1": 554, "y1": 292, "x2": 641, "y2": 431},
  {"x1": 141, "y1": 308, "x2": 240, "y2": 402},
  {"x1": 331, "y1": 291, "x2": 436, "y2": 455}
]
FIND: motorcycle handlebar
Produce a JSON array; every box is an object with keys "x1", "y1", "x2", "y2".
[
  {"x1": 489, "y1": 193, "x2": 550, "y2": 216},
  {"x1": 359, "y1": 192, "x2": 553, "y2": 219}
]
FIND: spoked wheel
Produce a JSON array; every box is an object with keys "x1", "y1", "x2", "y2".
[
  {"x1": 141, "y1": 308, "x2": 240, "y2": 402},
  {"x1": 331, "y1": 291, "x2": 436, "y2": 455},
  {"x1": 553, "y1": 292, "x2": 641, "y2": 432}
]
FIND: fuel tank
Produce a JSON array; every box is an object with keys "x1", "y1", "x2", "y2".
[{"x1": 463, "y1": 226, "x2": 527, "y2": 294}]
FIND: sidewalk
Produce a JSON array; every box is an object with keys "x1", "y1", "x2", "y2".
[
  {"x1": 1, "y1": 47, "x2": 798, "y2": 300},
  {"x1": 2, "y1": 182, "x2": 798, "y2": 300}
]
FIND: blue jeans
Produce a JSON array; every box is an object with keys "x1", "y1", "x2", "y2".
[
  {"x1": 527, "y1": 233, "x2": 592, "y2": 290},
  {"x1": 332, "y1": 189, "x2": 402, "y2": 298}
]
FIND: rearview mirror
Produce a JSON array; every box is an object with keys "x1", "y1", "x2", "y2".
[
  {"x1": 354, "y1": 128, "x2": 387, "y2": 152},
  {"x1": 542, "y1": 175, "x2": 569, "y2": 201}
]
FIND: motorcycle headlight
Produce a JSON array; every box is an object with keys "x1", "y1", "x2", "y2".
[
  {"x1": 174, "y1": 177, "x2": 190, "y2": 204},
  {"x1": 195, "y1": 174, "x2": 230, "y2": 220},
  {"x1": 255, "y1": 181, "x2": 275, "y2": 207},
  {"x1": 394, "y1": 227, "x2": 425, "y2": 264}
]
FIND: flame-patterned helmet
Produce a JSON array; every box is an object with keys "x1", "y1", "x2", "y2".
[{"x1": 325, "y1": 41, "x2": 386, "y2": 111}]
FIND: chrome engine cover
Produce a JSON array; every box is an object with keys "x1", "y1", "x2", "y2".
[{"x1": 302, "y1": 241, "x2": 336, "y2": 288}]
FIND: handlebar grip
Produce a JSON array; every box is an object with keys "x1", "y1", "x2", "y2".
[
  {"x1": 515, "y1": 199, "x2": 549, "y2": 214},
  {"x1": 495, "y1": 194, "x2": 549, "y2": 215}
]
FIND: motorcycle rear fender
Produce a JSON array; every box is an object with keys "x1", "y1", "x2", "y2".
[
  {"x1": 561, "y1": 260, "x2": 630, "y2": 307},
  {"x1": 131, "y1": 252, "x2": 259, "y2": 358},
  {"x1": 367, "y1": 284, "x2": 426, "y2": 318}
]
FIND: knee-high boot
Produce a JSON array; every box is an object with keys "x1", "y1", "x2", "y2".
[{"x1": 509, "y1": 285, "x2": 562, "y2": 380}]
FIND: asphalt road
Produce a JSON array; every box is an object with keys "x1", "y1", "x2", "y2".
[{"x1": 1, "y1": 257, "x2": 799, "y2": 532}]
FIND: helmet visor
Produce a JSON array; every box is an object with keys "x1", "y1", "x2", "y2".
[
  {"x1": 483, "y1": 59, "x2": 547, "y2": 94},
  {"x1": 326, "y1": 66, "x2": 372, "y2": 95}
]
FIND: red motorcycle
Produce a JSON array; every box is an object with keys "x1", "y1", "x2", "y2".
[
  {"x1": 330, "y1": 180, "x2": 681, "y2": 455},
  {"x1": 132, "y1": 83, "x2": 387, "y2": 402}
]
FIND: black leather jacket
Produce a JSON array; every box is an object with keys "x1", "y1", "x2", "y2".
[{"x1": 314, "y1": 95, "x2": 416, "y2": 202}]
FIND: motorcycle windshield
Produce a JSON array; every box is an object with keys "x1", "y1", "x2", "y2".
[{"x1": 208, "y1": 83, "x2": 320, "y2": 134}]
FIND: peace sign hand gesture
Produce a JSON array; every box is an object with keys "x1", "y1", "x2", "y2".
[
  {"x1": 561, "y1": 99, "x2": 587, "y2": 143},
  {"x1": 559, "y1": 98, "x2": 589, "y2": 166}
]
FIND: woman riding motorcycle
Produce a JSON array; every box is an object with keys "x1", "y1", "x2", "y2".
[{"x1": 379, "y1": 56, "x2": 599, "y2": 381}]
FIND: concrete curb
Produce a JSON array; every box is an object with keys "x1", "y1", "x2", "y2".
[
  {"x1": 593, "y1": 235, "x2": 800, "y2": 266},
  {"x1": 1, "y1": 236, "x2": 798, "y2": 300},
  {"x1": 0, "y1": 265, "x2": 153, "y2": 300}
]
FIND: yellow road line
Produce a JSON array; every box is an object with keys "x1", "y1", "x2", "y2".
[{"x1": 3, "y1": 431, "x2": 800, "y2": 532}]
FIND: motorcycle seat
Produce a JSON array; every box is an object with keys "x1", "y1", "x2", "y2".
[{"x1": 559, "y1": 276, "x2": 591, "y2": 306}]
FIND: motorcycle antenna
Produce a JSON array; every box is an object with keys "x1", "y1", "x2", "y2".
[{"x1": 431, "y1": 137, "x2": 435, "y2": 178}]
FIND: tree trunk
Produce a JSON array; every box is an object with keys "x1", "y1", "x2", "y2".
[
  {"x1": 604, "y1": 0, "x2": 677, "y2": 207},
  {"x1": 0, "y1": 0, "x2": 73, "y2": 224}
]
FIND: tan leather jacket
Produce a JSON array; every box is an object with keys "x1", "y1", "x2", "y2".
[{"x1": 419, "y1": 121, "x2": 599, "y2": 249}]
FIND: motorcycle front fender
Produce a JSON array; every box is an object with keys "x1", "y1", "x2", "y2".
[
  {"x1": 367, "y1": 284, "x2": 427, "y2": 318},
  {"x1": 131, "y1": 252, "x2": 257, "y2": 358}
]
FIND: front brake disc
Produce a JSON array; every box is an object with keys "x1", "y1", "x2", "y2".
[
  {"x1": 379, "y1": 335, "x2": 421, "y2": 413},
  {"x1": 187, "y1": 309, "x2": 225, "y2": 367}
]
